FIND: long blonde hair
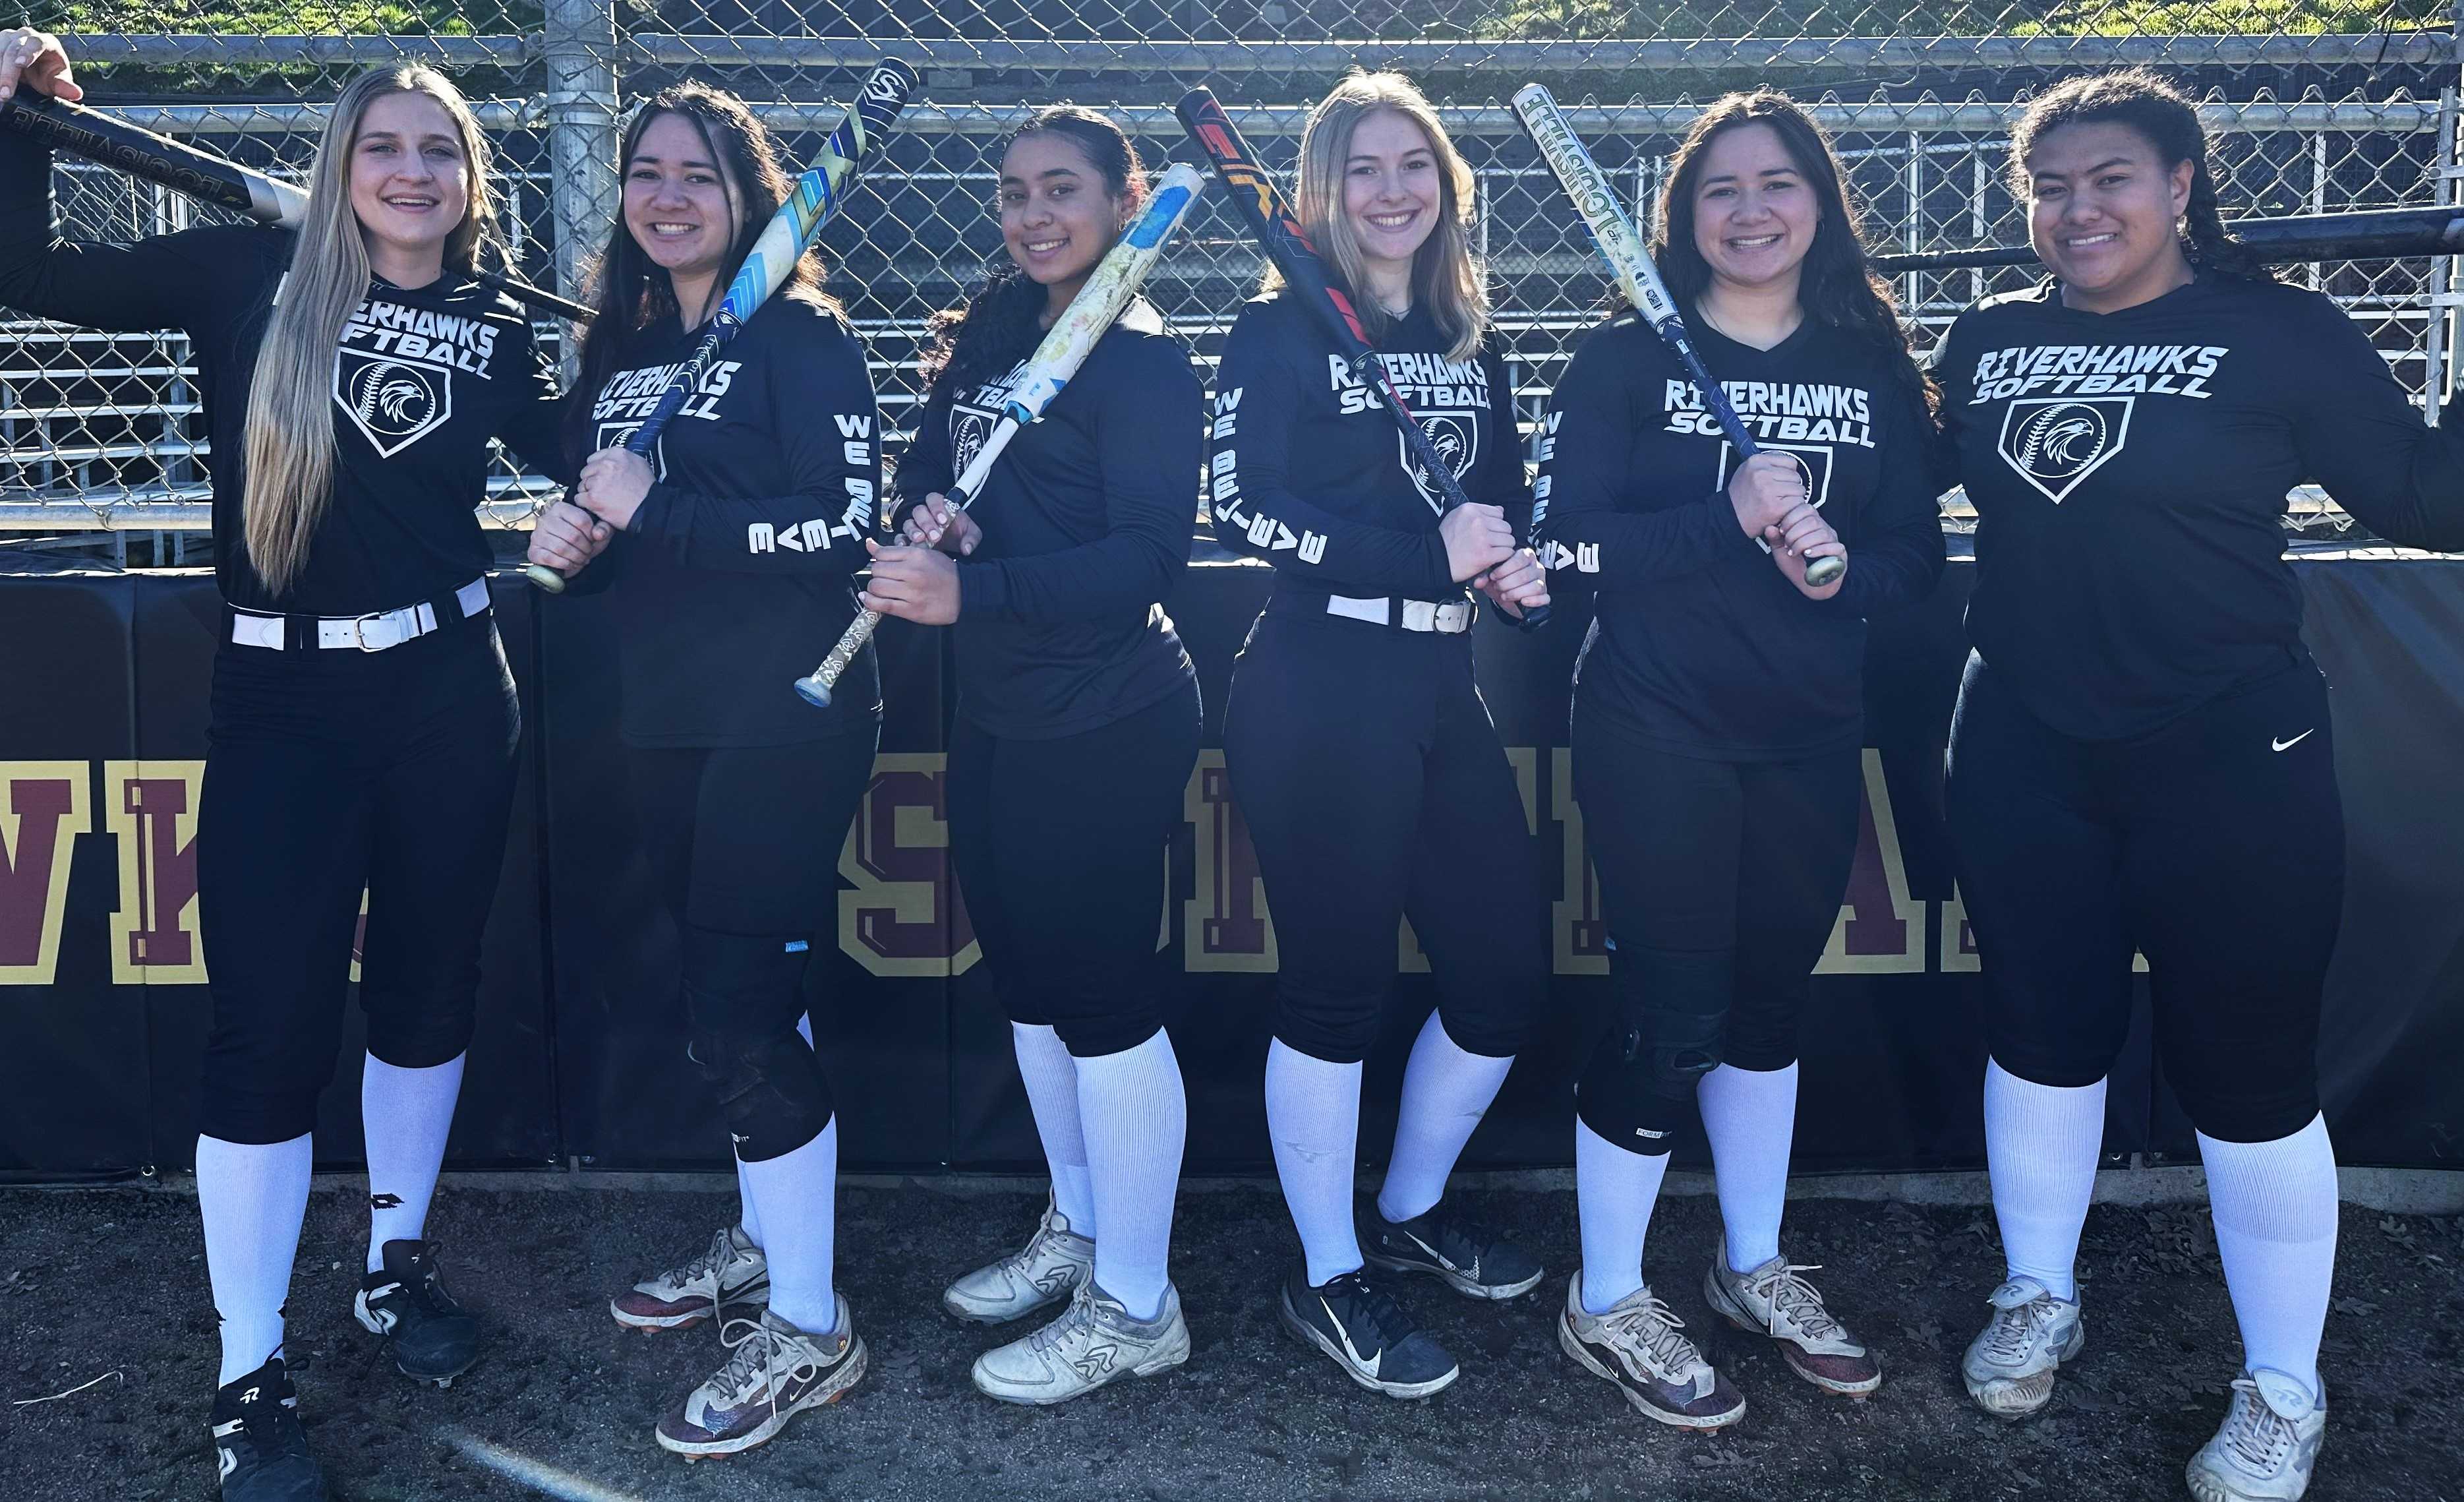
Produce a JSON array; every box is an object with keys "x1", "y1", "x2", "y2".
[
  {"x1": 241, "y1": 65, "x2": 498, "y2": 596},
  {"x1": 1283, "y1": 70, "x2": 1488, "y2": 364}
]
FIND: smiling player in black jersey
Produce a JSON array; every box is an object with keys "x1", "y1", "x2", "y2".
[
  {"x1": 865, "y1": 106, "x2": 1203, "y2": 1405},
  {"x1": 527, "y1": 83, "x2": 879, "y2": 1460},
  {"x1": 1205, "y1": 70, "x2": 1551, "y2": 1401},
  {"x1": 0, "y1": 35, "x2": 571, "y2": 1502},
  {"x1": 1534, "y1": 90, "x2": 1945, "y2": 1432},
  {"x1": 1935, "y1": 71, "x2": 2464, "y2": 1502}
]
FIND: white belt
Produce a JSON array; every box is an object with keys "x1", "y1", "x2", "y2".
[
  {"x1": 230, "y1": 578, "x2": 492, "y2": 651},
  {"x1": 1324, "y1": 593, "x2": 1475, "y2": 634}
]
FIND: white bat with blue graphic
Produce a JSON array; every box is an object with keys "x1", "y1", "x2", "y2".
[
  {"x1": 794, "y1": 163, "x2": 1208, "y2": 707},
  {"x1": 527, "y1": 59, "x2": 919, "y2": 591}
]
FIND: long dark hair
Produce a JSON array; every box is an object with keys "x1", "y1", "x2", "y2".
[
  {"x1": 567, "y1": 82, "x2": 840, "y2": 456},
  {"x1": 2011, "y1": 68, "x2": 2273, "y2": 285},
  {"x1": 918, "y1": 106, "x2": 1146, "y2": 402},
  {"x1": 1654, "y1": 90, "x2": 1935, "y2": 417}
]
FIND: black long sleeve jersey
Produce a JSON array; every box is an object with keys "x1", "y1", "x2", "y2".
[
  {"x1": 893, "y1": 300, "x2": 1200, "y2": 740},
  {"x1": 0, "y1": 134, "x2": 569, "y2": 617},
  {"x1": 1938, "y1": 274, "x2": 2464, "y2": 740},
  {"x1": 1534, "y1": 311, "x2": 1947, "y2": 759},
  {"x1": 1206, "y1": 292, "x2": 1529, "y2": 601},
  {"x1": 566, "y1": 297, "x2": 882, "y2": 748}
]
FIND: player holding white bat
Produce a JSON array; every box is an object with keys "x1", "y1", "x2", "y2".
[
  {"x1": 1529, "y1": 90, "x2": 1944, "y2": 1431},
  {"x1": 533, "y1": 84, "x2": 880, "y2": 1459},
  {"x1": 864, "y1": 107, "x2": 1204, "y2": 1404}
]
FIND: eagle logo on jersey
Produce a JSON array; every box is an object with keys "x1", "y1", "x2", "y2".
[
  {"x1": 334, "y1": 350, "x2": 452, "y2": 457},
  {"x1": 951, "y1": 406, "x2": 993, "y2": 480},
  {"x1": 1999, "y1": 396, "x2": 2133, "y2": 503},
  {"x1": 1401, "y1": 411, "x2": 1479, "y2": 510}
]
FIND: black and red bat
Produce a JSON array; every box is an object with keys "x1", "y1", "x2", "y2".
[
  {"x1": 1869, "y1": 204, "x2": 2464, "y2": 274},
  {"x1": 0, "y1": 91, "x2": 594, "y2": 322},
  {"x1": 1176, "y1": 87, "x2": 1547, "y2": 630}
]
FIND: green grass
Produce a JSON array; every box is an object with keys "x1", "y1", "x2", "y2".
[{"x1": 1477, "y1": 0, "x2": 2438, "y2": 36}]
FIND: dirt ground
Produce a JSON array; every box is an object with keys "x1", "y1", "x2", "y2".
[{"x1": 1, "y1": 1182, "x2": 2457, "y2": 1502}]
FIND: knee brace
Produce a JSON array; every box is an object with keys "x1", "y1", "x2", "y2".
[
  {"x1": 1619, "y1": 943, "x2": 1736, "y2": 1104},
  {"x1": 1572, "y1": 944, "x2": 1734, "y2": 1155},
  {"x1": 681, "y1": 928, "x2": 834, "y2": 1162}
]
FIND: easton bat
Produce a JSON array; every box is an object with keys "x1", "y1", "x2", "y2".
[
  {"x1": 527, "y1": 57, "x2": 918, "y2": 592},
  {"x1": 1867, "y1": 204, "x2": 2464, "y2": 274},
  {"x1": 0, "y1": 91, "x2": 593, "y2": 322},
  {"x1": 793, "y1": 164, "x2": 1209, "y2": 707},
  {"x1": 1512, "y1": 84, "x2": 1847, "y2": 589},
  {"x1": 1177, "y1": 87, "x2": 1550, "y2": 629}
]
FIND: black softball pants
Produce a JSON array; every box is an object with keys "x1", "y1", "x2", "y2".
[
  {"x1": 1569, "y1": 706, "x2": 1862, "y2": 1154},
  {"x1": 945, "y1": 684, "x2": 1202, "y2": 1059},
  {"x1": 627, "y1": 727, "x2": 879, "y2": 1161},
  {"x1": 1945, "y1": 653, "x2": 2341, "y2": 1143},
  {"x1": 1221, "y1": 605, "x2": 1548, "y2": 1065},
  {"x1": 198, "y1": 616, "x2": 519, "y2": 1145}
]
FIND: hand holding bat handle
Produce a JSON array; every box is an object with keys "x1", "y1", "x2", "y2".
[
  {"x1": 792, "y1": 417, "x2": 1018, "y2": 707},
  {"x1": 793, "y1": 165, "x2": 1208, "y2": 707},
  {"x1": 525, "y1": 57, "x2": 919, "y2": 593},
  {"x1": 1512, "y1": 84, "x2": 1844, "y2": 589}
]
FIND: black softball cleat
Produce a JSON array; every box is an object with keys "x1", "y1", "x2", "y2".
[{"x1": 354, "y1": 1238, "x2": 484, "y2": 1387}]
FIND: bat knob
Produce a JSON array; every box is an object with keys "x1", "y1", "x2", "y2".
[
  {"x1": 1804, "y1": 555, "x2": 1847, "y2": 588},
  {"x1": 792, "y1": 673, "x2": 833, "y2": 709},
  {"x1": 523, "y1": 563, "x2": 568, "y2": 593}
]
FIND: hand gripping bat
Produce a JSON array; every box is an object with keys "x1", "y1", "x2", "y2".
[
  {"x1": 528, "y1": 58, "x2": 918, "y2": 592},
  {"x1": 1178, "y1": 86, "x2": 1550, "y2": 629},
  {"x1": 0, "y1": 91, "x2": 591, "y2": 322},
  {"x1": 1513, "y1": 84, "x2": 1846, "y2": 589},
  {"x1": 792, "y1": 162, "x2": 1209, "y2": 707}
]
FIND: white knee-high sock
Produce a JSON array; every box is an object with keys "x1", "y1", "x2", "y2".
[
  {"x1": 1074, "y1": 1029, "x2": 1187, "y2": 1321},
  {"x1": 1575, "y1": 1118, "x2": 1668, "y2": 1315},
  {"x1": 2200, "y1": 1113, "x2": 2338, "y2": 1402},
  {"x1": 362, "y1": 1052, "x2": 465, "y2": 1272},
  {"x1": 735, "y1": 1014, "x2": 813, "y2": 1251},
  {"x1": 1698, "y1": 1061, "x2": 1799, "y2": 1273},
  {"x1": 739, "y1": 1116, "x2": 838, "y2": 1335},
  {"x1": 1012, "y1": 1023, "x2": 1094, "y2": 1234},
  {"x1": 197, "y1": 1132, "x2": 314, "y2": 1387},
  {"x1": 1376, "y1": 1011, "x2": 1514, "y2": 1225},
  {"x1": 1983, "y1": 1059, "x2": 2106, "y2": 1302},
  {"x1": 1265, "y1": 1040, "x2": 1364, "y2": 1286}
]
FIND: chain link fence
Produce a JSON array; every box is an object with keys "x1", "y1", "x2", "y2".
[{"x1": 3, "y1": 2, "x2": 2457, "y2": 555}]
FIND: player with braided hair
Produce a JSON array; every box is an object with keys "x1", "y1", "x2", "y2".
[{"x1": 1935, "y1": 67, "x2": 2464, "y2": 1502}]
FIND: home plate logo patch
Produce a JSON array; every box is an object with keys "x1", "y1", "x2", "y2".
[
  {"x1": 336, "y1": 349, "x2": 452, "y2": 457},
  {"x1": 1999, "y1": 396, "x2": 2133, "y2": 503},
  {"x1": 1401, "y1": 410, "x2": 1479, "y2": 510},
  {"x1": 952, "y1": 402, "x2": 996, "y2": 479}
]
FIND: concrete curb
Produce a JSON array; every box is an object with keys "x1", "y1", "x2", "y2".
[{"x1": 15, "y1": 1164, "x2": 2460, "y2": 1213}]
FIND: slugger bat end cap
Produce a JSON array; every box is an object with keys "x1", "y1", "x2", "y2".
[
  {"x1": 523, "y1": 563, "x2": 568, "y2": 593},
  {"x1": 792, "y1": 675, "x2": 834, "y2": 709}
]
